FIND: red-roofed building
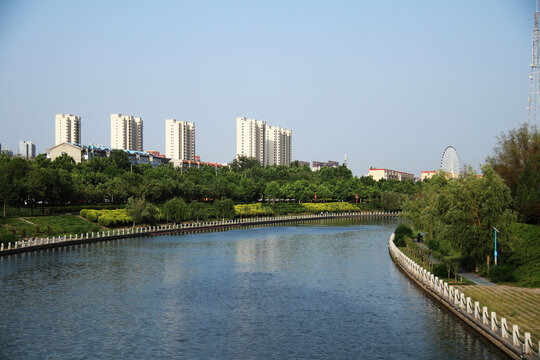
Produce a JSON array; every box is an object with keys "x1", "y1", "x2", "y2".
[{"x1": 368, "y1": 167, "x2": 415, "y2": 181}]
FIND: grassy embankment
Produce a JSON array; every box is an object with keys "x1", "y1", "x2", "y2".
[
  {"x1": 0, "y1": 215, "x2": 104, "y2": 243},
  {"x1": 455, "y1": 284, "x2": 540, "y2": 350},
  {"x1": 454, "y1": 223, "x2": 540, "y2": 348}
]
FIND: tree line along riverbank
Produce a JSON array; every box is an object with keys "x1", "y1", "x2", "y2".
[{"x1": 0, "y1": 202, "x2": 378, "y2": 244}]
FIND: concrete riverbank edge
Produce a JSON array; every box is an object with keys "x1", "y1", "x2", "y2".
[
  {"x1": 0, "y1": 211, "x2": 397, "y2": 256},
  {"x1": 388, "y1": 234, "x2": 538, "y2": 360}
]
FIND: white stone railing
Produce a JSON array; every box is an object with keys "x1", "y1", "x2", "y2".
[
  {"x1": 0, "y1": 211, "x2": 399, "y2": 254},
  {"x1": 388, "y1": 234, "x2": 538, "y2": 359}
]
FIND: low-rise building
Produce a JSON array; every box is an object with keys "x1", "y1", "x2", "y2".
[
  {"x1": 368, "y1": 167, "x2": 415, "y2": 181},
  {"x1": 46, "y1": 142, "x2": 170, "y2": 167},
  {"x1": 421, "y1": 170, "x2": 438, "y2": 181},
  {"x1": 170, "y1": 158, "x2": 227, "y2": 171},
  {"x1": 146, "y1": 150, "x2": 165, "y2": 158},
  {"x1": 421, "y1": 170, "x2": 460, "y2": 180},
  {"x1": 312, "y1": 160, "x2": 339, "y2": 171}
]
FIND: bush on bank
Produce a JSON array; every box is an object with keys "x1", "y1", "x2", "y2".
[
  {"x1": 234, "y1": 203, "x2": 274, "y2": 217},
  {"x1": 80, "y1": 209, "x2": 133, "y2": 227},
  {"x1": 394, "y1": 224, "x2": 413, "y2": 247},
  {"x1": 302, "y1": 202, "x2": 359, "y2": 213}
]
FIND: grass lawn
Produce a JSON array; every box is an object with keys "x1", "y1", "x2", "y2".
[
  {"x1": 0, "y1": 218, "x2": 37, "y2": 239},
  {"x1": 24, "y1": 215, "x2": 105, "y2": 237},
  {"x1": 0, "y1": 215, "x2": 105, "y2": 242},
  {"x1": 456, "y1": 284, "x2": 540, "y2": 350}
]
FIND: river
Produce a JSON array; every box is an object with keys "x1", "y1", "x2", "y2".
[{"x1": 0, "y1": 218, "x2": 508, "y2": 359}]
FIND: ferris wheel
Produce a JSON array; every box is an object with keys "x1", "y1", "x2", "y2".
[{"x1": 441, "y1": 146, "x2": 460, "y2": 177}]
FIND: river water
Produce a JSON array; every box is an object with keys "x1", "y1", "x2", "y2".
[{"x1": 0, "y1": 218, "x2": 508, "y2": 359}]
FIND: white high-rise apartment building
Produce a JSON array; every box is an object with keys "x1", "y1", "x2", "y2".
[
  {"x1": 236, "y1": 117, "x2": 266, "y2": 164},
  {"x1": 236, "y1": 117, "x2": 292, "y2": 166},
  {"x1": 110, "y1": 114, "x2": 143, "y2": 151},
  {"x1": 18, "y1": 140, "x2": 36, "y2": 159},
  {"x1": 55, "y1": 114, "x2": 81, "y2": 145},
  {"x1": 165, "y1": 119, "x2": 195, "y2": 161},
  {"x1": 265, "y1": 125, "x2": 292, "y2": 166}
]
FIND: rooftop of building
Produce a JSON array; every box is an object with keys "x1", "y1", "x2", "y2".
[{"x1": 368, "y1": 168, "x2": 414, "y2": 176}]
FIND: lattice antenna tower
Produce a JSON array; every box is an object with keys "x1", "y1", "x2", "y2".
[{"x1": 527, "y1": 0, "x2": 540, "y2": 126}]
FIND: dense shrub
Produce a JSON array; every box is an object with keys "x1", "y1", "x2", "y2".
[
  {"x1": 81, "y1": 208, "x2": 133, "y2": 227},
  {"x1": 393, "y1": 235, "x2": 406, "y2": 247},
  {"x1": 395, "y1": 223, "x2": 413, "y2": 238},
  {"x1": 235, "y1": 203, "x2": 274, "y2": 216},
  {"x1": 509, "y1": 223, "x2": 540, "y2": 287},
  {"x1": 489, "y1": 264, "x2": 517, "y2": 283},
  {"x1": 271, "y1": 203, "x2": 304, "y2": 215},
  {"x1": 302, "y1": 202, "x2": 359, "y2": 213},
  {"x1": 0, "y1": 233, "x2": 17, "y2": 244},
  {"x1": 432, "y1": 264, "x2": 448, "y2": 278},
  {"x1": 394, "y1": 224, "x2": 413, "y2": 246},
  {"x1": 85, "y1": 210, "x2": 101, "y2": 222},
  {"x1": 79, "y1": 209, "x2": 88, "y2": 218}
]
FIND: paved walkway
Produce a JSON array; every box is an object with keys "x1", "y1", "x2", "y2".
[
  {"x1": 458, "y1": 271, "x2": 495, "y2": 286},
  {"x1": 18, "y1": 217, "x2": 36, "y2": 225}
]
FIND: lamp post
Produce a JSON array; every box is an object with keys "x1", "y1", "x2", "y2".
[{"x1": 493, "y1": 227, "x2": 499, "y2": 265}]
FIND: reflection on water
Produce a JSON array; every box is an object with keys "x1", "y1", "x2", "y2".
[{"x1": 0, "y1": 218, "x2": 507, "y2": 359}]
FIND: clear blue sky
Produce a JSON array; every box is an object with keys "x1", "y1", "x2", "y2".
[{"x1": 0, "y1": 0, "x2": 534, "y2": 177}]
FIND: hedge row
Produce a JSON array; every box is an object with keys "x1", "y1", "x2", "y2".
[
  {"x1": 233, "y1": 202, "x2": 361, "y2": 216},
  {"x1": 234, "y1": 203, "x2": 274, "y2": 216},
  {"x1": 302, "y1": 202, "x2": 360, "y2": 213},
  {"x1": 80, "y1": 209, "x2": 133, "y2": 227}
]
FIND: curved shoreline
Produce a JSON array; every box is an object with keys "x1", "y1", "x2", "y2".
[
  {"x1": 388, "y1": 234, "x2": 537, "y2": 360},
  {"x1": 0, "y1": 211, "x2": 397, "y2": 256}
]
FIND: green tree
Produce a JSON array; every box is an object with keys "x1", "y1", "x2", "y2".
[
  {"x1": 126, "y1": 197, "x2": 159, "y2": 225},
  {"x1": 406, "y1": 167, "x2": 515, "y2": 272},
  {"x1": 52, "y1": 153, "x2": 76, "y2": 172},
  {"x1": 214, "y1": 198, "x2": 236, "y2": 219},
  {"x1": 163, "y1": 198, "x2": 189, "y2": 223},
  {"x1": 189, "y1": 201, "x2": 207, "y2": 222},
  {"x1": 265, "y1": 181, "x2": 282, "y2": 203},
  {"x1": 381, "y1": 191, "x2": 406, "y2": 211},
  {"x1": 229, "y1": 156, "x2": 260, "y2": 172},
  {"x1": 514, "y1": 154, "x2": 540, "y2": 224},
  {"x1": 109, "y1": 150, "x2": 131, "y2": 171},
  {"x1": 486, "y1": 123, "x2": 540, "y2": 194}
]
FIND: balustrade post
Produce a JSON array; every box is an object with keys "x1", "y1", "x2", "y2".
[
  {"x1": 491, "y1": 312, "x2": 497, "y2": 331},
  {"x1": 512, "y1": 325, "x2": 520, "y2": 346},
  {"x1": 483, "y1": 307, "x2": 489, "y2": 325},
  {"x1": 466, "y1": 297, "x2": 472, "y2": 314},
  {"x1": 460, "y1": 293, "x2": 466, "y2": 310},
  {"x1": 501, "y1": 318, "x2": 509, "y2": 338},
  {"x1": 1, "y1": 243, "x2": 3, "y2": 251},
  {"x1": 523, "y1": 333, "x2": 532, "y2": 355},
  {"x1": 474, "y1": 302, "x2": 480, "y2": 320}
]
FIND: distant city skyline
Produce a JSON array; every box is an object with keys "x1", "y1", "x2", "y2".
[{"x1": 0, "y1": 1, "x2": 535, "y2": 176}]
